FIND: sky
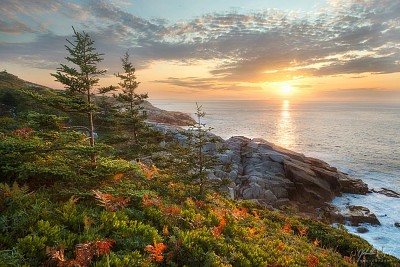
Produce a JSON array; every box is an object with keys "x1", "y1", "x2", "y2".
[{"x1": 1, "y1": 0, "x2": 400, "y2": 102}]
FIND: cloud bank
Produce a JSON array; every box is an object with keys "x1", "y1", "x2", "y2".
[{"x1": 0, "y1": 0, "x2": 399, "y2": 92}]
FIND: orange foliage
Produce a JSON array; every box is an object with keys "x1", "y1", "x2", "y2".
[
  {"x1": 145, "y1": 240, "x2": 167, "y2": 262},
  {"x1": 46, "y1": 245, "x2": 65, "y2": 262},
  {"x1": 47, "y1": 239, "x2": 115, "y2": 267},
  {"x1": 142, "y1": 193, "x2": 162, "y2": 207},
  {"x1": 92, "y1": 190, "x2": 130, "y2": 212},
  {"x1": 163, "y1": 225, "x2": 169, "y2": 236},
  {"x1": 112, "y1": 173, "x2": 124, "y2": 180},
  {"x1": 233, "y1": 207, "x2": 249, "y2": 219},
  {"x1": 139, "y1": 162, "x2": 159, "y2": 180},
  {"x1": 10, "y1": 128, "x2": 33, "y2": 138},
  {"x1": 306, "y1": 254, "x2": 319, "y2": 267},
  {"x1": 281, "y1": 222, "x2": 292, "y2": 234},
  {"x1": 248, "y1": 227, "x2": 257, "y2": 238},
  {"x1": 210, "y1": 208, "x2": 226, "y2": 219},
  {"x1": 343, "y1": 255, "x2": 355, "y2": 263},
  {"x1": 276, "y1": 241, "x2": 285, "y2": 251},
  {"x1": 211, "y1": 218, "x2": 226, "y2": 238},
  {"x1": 313, "y1": 239, "x2": 320, "y2": 247},
  {"x1": 252, "y1": 210, "x2": 260, "y2": 220},
  {"x1": 92, "y1": 239, "x2": 115, "y2": 256},
  {"x1": 297, "y1": 226, "x2": 308, "y2": 237},
  {"x1": 162, "y1": 205, "x2": 181, "y2": 222}
]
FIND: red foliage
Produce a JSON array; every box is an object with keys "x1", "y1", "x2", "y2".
[
  {"x1": 233, "y1": 207, "x2": 249, "y2": 219},
  {"x1": 145, "y1": 240, "x2": 167, "y2": 262},
  {"x1": 211, "y1": 218, "x2": 226, "y2": 238},
  {"x1": 10, "y1": 128, "x2": 33, "y2": 138},
  {"x1": 306, "y1": 254, "x2": 319, "y2": 267},
  {"x1": 281, "y1": 222, "x2": 292, "y2": 234},
  {"x1": 194, "y1": 199, "x2": 206, "y2": 209},
  {"x1": 142, "y1": 193, "x2": 162, "y2": 207},
  {"x1": 46, "y1": 239, "x2": 115, "y2": 267},
  {"x1": 139, "y1": 162, "x2": 159, "y2": 180},
  {"x1": 92, "y1": 190, "x2": 130, "y2": 212},
  {"x1": 162, "y1": 205, "x2": 181, "y2": 223},
  {"x1": 92, "y1": 239, "x2": 115, "y2": 256}
]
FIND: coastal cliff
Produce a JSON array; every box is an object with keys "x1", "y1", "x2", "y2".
[{"x1": 149, "y1": 122, "x2": 375, "y2": 225}]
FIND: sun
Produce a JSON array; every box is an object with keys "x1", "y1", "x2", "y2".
[{"x1": 281, "y1": 84, "x2": 295, "y2": 95}]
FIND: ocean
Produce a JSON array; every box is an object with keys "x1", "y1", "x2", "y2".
[{"x1": 151, "y1": 99, "x2": 400, "y2": 258}]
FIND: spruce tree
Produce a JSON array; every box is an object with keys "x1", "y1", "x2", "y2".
[
  {"x1": 187, "y1": 103, "x2": 218, "y2": 196},
  {"x1": 114, "y1": 51, "x2": 148, "y2": 143},
  {"x1": 51, "y1": 27, "x2": 106, "y2": 154}
]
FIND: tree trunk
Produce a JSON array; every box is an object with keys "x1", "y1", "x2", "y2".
[{"x1": 88, "y1": 111, "x2": 96, "y2": 164}]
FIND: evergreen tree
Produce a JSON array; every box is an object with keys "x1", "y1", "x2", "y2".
[
  {"x1": 187, "y1": 103, "x2": 218, "y2": 196},
  {"x1": 96, "y1": 85, "x2": 118, "y2": 131},
  {"x1": 114, "y1": 51, "x2": 148, "y2": 143},
  {"x1": 51, "y1": 27, "x2": 106, "y2": 153}
]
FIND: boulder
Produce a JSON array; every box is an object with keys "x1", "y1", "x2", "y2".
[
  {"x1": 242, "y1": 183, "x2": 264, "y2": 199},
  {"x1": 263, "y1": 189, "x2": 278, "y2": 204},
  {"x1": 338, "y1": 174, "x2": 368, "y2": 195},
  {"x1": 357, "y1": 227, "x2": 369, "y2": 233},
  {"x1": 343, "y1": 205, "x2": 380, "y2": 226}
]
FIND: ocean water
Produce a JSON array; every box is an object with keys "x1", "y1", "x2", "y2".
[{"x1": 151, "y1": 99, "x2": 400, "y2": 258}]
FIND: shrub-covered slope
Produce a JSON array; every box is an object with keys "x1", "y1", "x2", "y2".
[{"x1": 0, "y1": 72, "x2": 399, "y2": 266}]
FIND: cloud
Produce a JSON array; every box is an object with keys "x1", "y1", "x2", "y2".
[
  {"x1": 0, "y1": 0, "x2": 399, "y2": 93},
  {"x1": 0, "y1": 19, "x2": 33, "y2": 34},
  {"x1": 154, "y1": 76, "x2": 251, "y2": 91}
]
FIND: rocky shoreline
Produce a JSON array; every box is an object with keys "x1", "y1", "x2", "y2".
[{"x1": 147, "y1": 118, "x2": 388, "y2": 227}]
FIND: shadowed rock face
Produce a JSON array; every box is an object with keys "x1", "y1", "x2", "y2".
[{"x1": 211, "y1": 136, "x2": 368, "y2": 213}]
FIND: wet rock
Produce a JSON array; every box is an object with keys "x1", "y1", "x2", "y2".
[
  {"x1": 357, "y1": 227, "x2": 369, "y2": 233},
  {"x1": 338, "y1": 175, "x2": 368, "y2": 195},
  {"x1": 371, "y1": 188, "x2": 400, "y2": 198},
  {"x1": 394, "y1": 222, "x2": 400, "y2": 228},
  {"x1": 343, "y1": 205, "x2": 380, "y2": 226}
]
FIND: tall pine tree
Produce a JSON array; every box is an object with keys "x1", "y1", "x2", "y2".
[
  {"x1": 51, "y1": 27, "x2": 106, "y2": 155},
  {"x1": 115, "y1": 51, "x2": 148, "y2": 143}
]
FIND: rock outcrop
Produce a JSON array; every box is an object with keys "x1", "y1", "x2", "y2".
[
  {"x1": 142, "y1": 101, "x2": 195, "y2": 126},
  {"x1": 150, "y1": 123, "x2": 370, "y2": 220},
  {"x1": 321, "y1": 204, "x2": 380, "y2": 226},
  {"x1": 209, "y1": 136, "x2": 368, "y2": 214},
  {"x1": 342, "y1": 206, "x2": 381, "y2": 226},
  {"x1": 371, "y1": 188, "x2": 400, "y2": 198}
]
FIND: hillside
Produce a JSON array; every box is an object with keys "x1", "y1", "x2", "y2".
[
  {"x1": 0, "y1": 71, "x2": 194, "y2": 126},
  {"x1": 0, "y1": 72, "x2": 399, "y2": 266}
]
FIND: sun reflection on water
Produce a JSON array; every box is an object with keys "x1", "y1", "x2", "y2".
[{"x1": 276, "y1": 100, "x2": 295, "y2": 148}]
